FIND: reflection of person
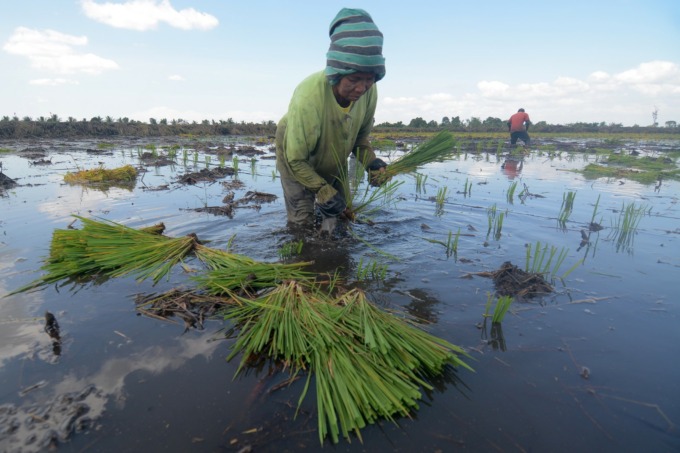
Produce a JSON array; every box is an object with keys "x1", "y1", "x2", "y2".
[
  {"x1": 275, "y1": 8, "x2": 388, "y2": 229},
  {"x1": 501, "y1": 158, "x2": 523, "y2": 180},
  {"x1": 506, "y1": 108, "x2": 531, "y2": 146}
]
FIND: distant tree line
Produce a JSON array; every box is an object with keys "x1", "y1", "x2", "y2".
[
  {"x1": 377, "y1": 116, "x2": 680, "y2": 134},
  {"x1": 0, "y1": 114, "x2": 277, "y2": 139},
  {"x1": 0, "y1": 114, "x2": 677, "y2": 139}
]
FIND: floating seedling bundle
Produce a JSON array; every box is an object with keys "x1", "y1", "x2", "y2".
[{"x1": 10, "y1": 216, "x2": 472, "y2": 444}]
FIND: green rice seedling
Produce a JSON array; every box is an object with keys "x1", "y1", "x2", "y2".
[
  {"x1": 250, "y1": 157, "x2": 257, "y2": 176},
  {"x1": 356, "y1": 257, "x2": 388, "y2": 282},
  {"x1": 334, "y1": 149, "x2": 402, "y2": 220},
  {"x1": 493, "y1": 211, "x2": 505, "y2": 240},
  {"x1": 219, "y1": 153, "x2": 226, "y2": 168},
  {"x1": 608, "y1": 201, "x2": 648, "y2": 253},
  {"x1": 194, "y1": 245, "x2": 312, "y2": 295},
  {"x1": 232, "y1": 155, "x2": 239, "y2": 174},
  {"x1": 461, "y1": 178, "x2": 471, "y2": 197},
  {"x1": 182, "y1": 149, "x2": 188, "y2": 166},
  {"x1": 507, "y1": 181, "x2": 518, "y2": 204},
  {"x1": 10, "y1": 216, "x2": 198, "y2": 294},
  {"x1": 435, "y1": 186, "x2": 447, "y2": 214},
  {"x1": 486, "y1": 204, "x2": 505, "y2": 240},
  {"x1": 525, "y1": 241, "x2": 580, "y2": 280},
  {"x1": 96, "y1": 142, "x2": 114, "y2": 150},
  {"x1": 204, "y1": 155, "x2": 211, "y2": 168},
  {"x1": 415, "y1": 173, "x2": 427, "y2": 194},
  {"x1": 589, "y1": 194, "x2": 602, "y2": 226},
  {"x1": 455, "y1": 140, "x2": 464, "y2": 154},
  {"x1": 378, "y1": 131, "x2": 456, "y2": 182},
  {"x1": 558, "y1": 191, "x2": 577, "y2": 227},
  {"x1": 476, "y1": 141, "x2": 484, "y2": 153},
  {"x1": 193, "y1": 151, "x2": 199, "y2": 166},
  {"x1": 496, "y1": 140, "x2": 503, "y2": 155},
  {"x1": 423, "y1": 228, "x2": 460, "y2": 258},
  {"x1": 223, "y1": 282, "x2": 472, "y2": 444},
  {"x1": 278, "y1": 239, "x2": 304, "y2": 260},
  {"x1": 492, "y1": 294, "x2": 513, "y2": 323},
  {"x1": 271, "y1": 169, "x2": 278, "y2": 181}
]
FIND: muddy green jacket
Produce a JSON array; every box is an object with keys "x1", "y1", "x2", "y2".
[{"x1": 275, "y1": 71, "x2": 378, "y2": 194}]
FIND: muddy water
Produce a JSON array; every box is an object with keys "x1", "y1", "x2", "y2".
[{"x1": 1, "y1": 136, "x2": 679, "y2": 452}]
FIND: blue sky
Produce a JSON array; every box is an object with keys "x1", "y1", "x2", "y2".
[{"x1": 2, "y1": 0, "x2": 679, "y2": 127}]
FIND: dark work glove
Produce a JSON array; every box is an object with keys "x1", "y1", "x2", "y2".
[
  {"x1": 367, "y1": 158, "x2": 389, "y2": 187},
  {"x1": 367, "y1": 158, "x2": 387, "y2": 172},
  {"x1": 316, "y1": 184, "x2": 346, "y2": 218},
  {"x1": 317, "y1": 192, "x2": 346, "y2": 218}
]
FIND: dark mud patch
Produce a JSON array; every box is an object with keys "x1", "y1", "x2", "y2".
[
  {"x1": 139, "y1": 152, "x2": 175, "y2": 167},
  {"x1": 472, "y1": 261, "x2": 553, "y2": 299},
  {"x1": 176, "y1": 167, "x2": 236, "y2": 185},
  {"x1": 0, "y1": 170, "x2": 17, "y2": 193},
  {"x1": 0, "y1": 385, "x2": 107, "y2": 453},
  {"x1": 190, "y1": 190, "x2": 277, "y2": 218}
]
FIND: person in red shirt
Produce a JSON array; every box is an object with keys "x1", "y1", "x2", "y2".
[{"x1": 506, "y1": 108, "x2": 531, "y2": 146}]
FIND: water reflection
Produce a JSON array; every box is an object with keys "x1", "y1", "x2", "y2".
[{"x1": 501, "y1": 157, "x2": 523, "y2": 180}]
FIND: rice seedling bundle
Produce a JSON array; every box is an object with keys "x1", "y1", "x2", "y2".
[
  {"x1": 223, "y1": 282, "x2": 472, "y2": 444},
  {"x1": 193, "y1": 245, "x2": 312, "y2": 295},
  {"x1": 380, "y1": 131, "x2": 456, "y2": 181},
  {"x1": 63, "y1": 165, "x2": 137, "y2": 184},
  {"x1": 11, "y1": 216, "x2": 198, "y2": 294}
]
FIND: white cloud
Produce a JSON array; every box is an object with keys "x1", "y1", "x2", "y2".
[
  {"x1": 376, "y1": 60, "x2": 680, "y2": 126},
  {"x1": 3, "y1": 27, "x2": 118, "y2": 75},
  {"x1": 168, "y1": 74, "x2": 184, "y2": 81},
  {"x1": 81, "y1": 0, "x2": 219, "y2": 31},
  {"x1": 29, "y1": 78, "x2": 80, "y2": 86}
]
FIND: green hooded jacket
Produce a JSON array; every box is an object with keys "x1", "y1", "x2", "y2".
[{"x1": 275, "y1": 71, "x2": 378, "y2": 195}]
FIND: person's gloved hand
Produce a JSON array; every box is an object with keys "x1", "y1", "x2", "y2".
[
  {"x1": 316, "y1": 184, "x2": 346, "y2": 218},
  {"x1": 367, "y1": 158, "x2": 389, "y2": 187}
]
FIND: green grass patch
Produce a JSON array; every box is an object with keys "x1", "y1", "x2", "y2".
[{"x1": 0, "y1": 147, "x2": 14, "y2": 153}]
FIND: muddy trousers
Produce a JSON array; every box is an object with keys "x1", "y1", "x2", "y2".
[{"x1": 279, "y1": 176, "x2": 345, "y2": 226}]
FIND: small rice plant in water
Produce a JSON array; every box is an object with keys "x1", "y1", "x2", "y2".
[
  {"x1": 204, "y1": 155, "x2": 211, "y2": 169},
  {"x1": 415, "y1": 173, "x2": 427, "y2": 194},
  {"x1": 558, "y1": 191, "x2": 577, "y2": 227},
  {"x1": 278, "y1": 239, "x2": 304, "y2": 260},
  {"x1": 483, "y1": 292, "x2": 513, "y2": 323},
  {"x1": 182, "y1": 149, "x2": 188, "y2": 166},
  {"x1": 506, "y1": 181, "x2": 518, "y2": 204},
  {"x1": 486, "y1": 204, "x2": 505, "y2": 240},
  {"x1": 461, "y1": 178, "x2": 471, "y2": 197},
  {"x1": 608, "y1": 201, "x2": 649, "y2": 253},
  {"x1": 434, "y1": 186, "x2": 447, "y2": 215},
  {"x1": 423, "y1": 228, "x2": 460, "y2": 258},
  {"x1": 525, "y1": 240, "x2": 582, "y2": 281},
  {"x1": 232, "y1": 155, "x2": 239, "y2": 174},
  {"x1": 355, "y1": 257, "x2": 388, "y2": 282},
  {"x1": 219, "y1": 153, "x2": 226, "y2": 168},
  {"x1": 193, "y1": 151, "x2": 199, "y2": 166},
  {"x1": 250, "y1": 157, "x2": 257, "y2": 176},
  {"x1": 589, "y1": 194, "x2": 602, "y2": 226}
]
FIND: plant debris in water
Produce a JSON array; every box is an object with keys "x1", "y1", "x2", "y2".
[{"x1": 474, "y1": 261, "x2": 554, "y2": 299}]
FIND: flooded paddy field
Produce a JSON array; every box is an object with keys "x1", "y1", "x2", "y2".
[{"x1": 1, "y1": 134, "x2": 679, "y2": 452}]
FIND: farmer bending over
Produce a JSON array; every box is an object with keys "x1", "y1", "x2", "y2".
[
  {"x1": 275, "y1": 8, "x2": 388, "y2": 231},
  {"x1": 506, "y1": 108, "x2": 531, "y2": 146}
]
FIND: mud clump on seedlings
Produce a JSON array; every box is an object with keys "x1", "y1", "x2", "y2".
[{"x1": 481, "y1": 261, "x2": 553, "y2": 299}]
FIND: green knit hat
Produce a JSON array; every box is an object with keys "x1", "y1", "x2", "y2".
[{"x1": 325, "y1": 8, "x2": 386, "y2": 84}]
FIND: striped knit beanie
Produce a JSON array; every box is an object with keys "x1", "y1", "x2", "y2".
[{"x1": 325, "y1": 8, "x2": 386, "y2": 84}]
